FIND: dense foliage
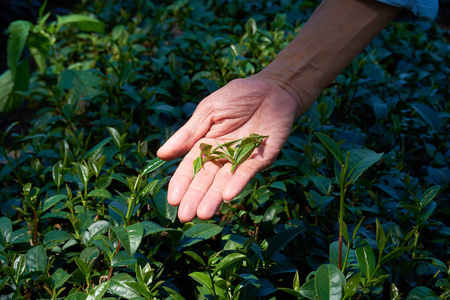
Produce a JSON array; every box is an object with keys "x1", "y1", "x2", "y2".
[{"x1": 0, "y1": 0, "x2": 449, "y2": 299}]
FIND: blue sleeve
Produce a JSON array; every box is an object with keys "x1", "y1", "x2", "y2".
[{"x1": 375, "y1": 0, "x2": 439, "y2": 20}]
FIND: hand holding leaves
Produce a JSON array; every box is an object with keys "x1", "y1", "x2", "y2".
[
  {"x1": 193, "y1": 134, "x2": 269, "y2": 177},
  {"x1": 157, "y1": 77, "x2": 302, "y2": 222}
]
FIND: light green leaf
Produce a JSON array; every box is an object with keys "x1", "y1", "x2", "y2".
[{"x1": 315, "y1": 264, "x2": 346, "y2": 300}]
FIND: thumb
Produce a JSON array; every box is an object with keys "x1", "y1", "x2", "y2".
[{"x1": 157, "y1": 103, "x2": 212, "y2": 161}]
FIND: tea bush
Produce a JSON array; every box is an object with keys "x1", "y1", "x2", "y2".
[{"x1": 0, "y1": 0, "x2": 449, "y2": 299}]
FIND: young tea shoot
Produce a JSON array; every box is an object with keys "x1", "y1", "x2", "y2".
[{"x1": 193, "y1": 134, "x2": 268, "y2": 177}]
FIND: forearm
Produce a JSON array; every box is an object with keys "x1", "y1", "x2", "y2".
[{"x1": 255, "y1": 0, "x2": 402, "y2": 116}]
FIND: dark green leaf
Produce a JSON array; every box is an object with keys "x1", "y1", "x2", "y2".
[
  {"x1": 26, "y1": 245, "x2": 47, "y2": 273},
  {"x1": 52, "y1": 268, "x2": 71, "y2": 289},
  {"x1": 355, "y1": 243, "x2": 376, "y2": 278},
  {"x1": 266, "y1": 227, "x2": 302, "y2": 260},
  {"x1": 0, "y1": 217, "x2": 12, "y2": 245},
  {"x1": 7, "y1": 20, "x2": 32, "y2": 76},
  {"x1": 213, "y1": 253, "x2": 246, "y2": 275},
  {"x1": 111, "y1": 223, "x2": 143, "y2": 257},
  {"x1": 142, "y1": 157, "x2": 165, "y2": 176},
  {"x1": 177, "y1": 223, "x2": 222, "y2": 250},
  {"x1": 42, "y1": 194, "x2": 67, "y2": 211},
  {"x1": 412, "y1": 103, "x2": 441, "y2": 131},
  {"x1": 315, "y1": 132, "x2": 344, "y2": 165},
  {"x1": 315, "y1": 264, "x2": 346, "y2": 300},
  {"x1": 405, "y1": 286, "x2": 437, "y2": 299},
  {"x1": 87, "y1": 189, "x2": 112, "y2": 199}
]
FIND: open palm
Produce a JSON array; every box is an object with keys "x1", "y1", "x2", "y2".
[{"x1": 157, "y1": 77, "x2": 301, "y2": 222}]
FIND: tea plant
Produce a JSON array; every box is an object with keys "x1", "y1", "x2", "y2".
[{"x1": 0, "y1": 0, "x2": 449, "y2": 299}]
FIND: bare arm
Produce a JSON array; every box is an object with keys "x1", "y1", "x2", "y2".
[{"x1": 255, "y1": 0, "x2": 402, "y2": 116}]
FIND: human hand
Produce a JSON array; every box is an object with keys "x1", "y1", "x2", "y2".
[{"x1": 157, "y1": 77, "x2": 302, "y2": 222}]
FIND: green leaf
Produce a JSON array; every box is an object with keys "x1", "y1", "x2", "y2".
[
  {"x1": 346, "y1": 149, "x2": 383, "y2": 184},
  {"x1": 315, "y1": 264, "x2": 346, "y2": 300},
  {"x1": 315, "y1": 132, "x2": 344, "y2": 165},
  {"x1": 163, "y1": 286, "x2": 185, "y2": 300},
  {"x1": 412, "y1": 103, "x2": 441, "y2": 132},
  {"x1": 44, "y1": 230, "x2": 74, "y2": 246},
  {"x1": 193, "y1": 157, "x2": 203, "y2": 177},
  {"x1": 77, "y1": 163, "x2": 89, "y2": 186},
  {"x1": 299, "y1": 278, "x2": 315, "y2": 299},
  {"x1": 184, "y1": 251, "x2": 207, "y2": 268},
  {"x1": 213, "y1": 253, "x2": 246, "y2": 275},
  {"x1": 355, "y1": 242, "x2": 376, "y2": 278},
  {"x1": 86, "y1": 281, "x2": 110, "y2": 300},
  {"x1": 57, "y1": 14, "x2": 105, "y2": 33},
  {"x1": 177, "y1": 223, "x2": 223, "y2": 250},
  {"x1": 266, "y1": 227, "x2": 302, "y2": 260},
  {"x1": 0, "y1": 70, "x2": 14, "y2": 113},
  {"x1": 7, "y1": 20, "x2": 32, "y2": 76},
  {"x1": 343, "y1": 273, "x2": 361, "y2": 299},
  {"x1": 42, "y1": 194, "x2": 67, "y2": 211},
  {"x1": 107, "y1": 127, "x2": 121, "y2": 148},
  {"x1": 111, "y1": 223, "x2": 143, "y2": 257},
  {"x1": 189, "y1": 271, "x2": 213, "y2": 292},
  {"x1": 59, "y1": 70, "x2": 102, "y2": 100},
  {"x1": 142, "y1": 157, "x2": 165, "y2": 176},
  {"x1": 376, "y1": 219, "x2": 386, "y2": 253},
  {"x1": 26, "y1": 245, "x2": 47, "y2": 273},
  {"x1": 329, "y1": 241, "x2": 347, "y2": 267},
  {"x1": 65, "y1": 292, "x2": 88, "y2": 300},
  {"x1": 0, "y1": 217, "x2": 12, "y2": 245},
  {"x1": 52, "y1": 268, "x2": 71, "y2": 289},
  {"x1": 86, "y1": 137, "x2": 112, "y2": 158},
  {"x1": 379, "y1": 246, "x2": 410, "y2": 265},
  {"x1": 139, "y1": 180, "x2": 159, "y2": 199},
  {"x1": 87, "y1": 189, "x2": 112, "y2": 199},
  {"x1": 419, "y1": 186, "x2": 440, "y2": 210},
  {"x1": 13, "y1": 255, "x2": 26, "y2": 283},
  {"x1": 405, "y1": 286, "x2": 437, "y2": 299},
  {"x1": 109, "y1": 273, "x2": 140, "y2": 299}
]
